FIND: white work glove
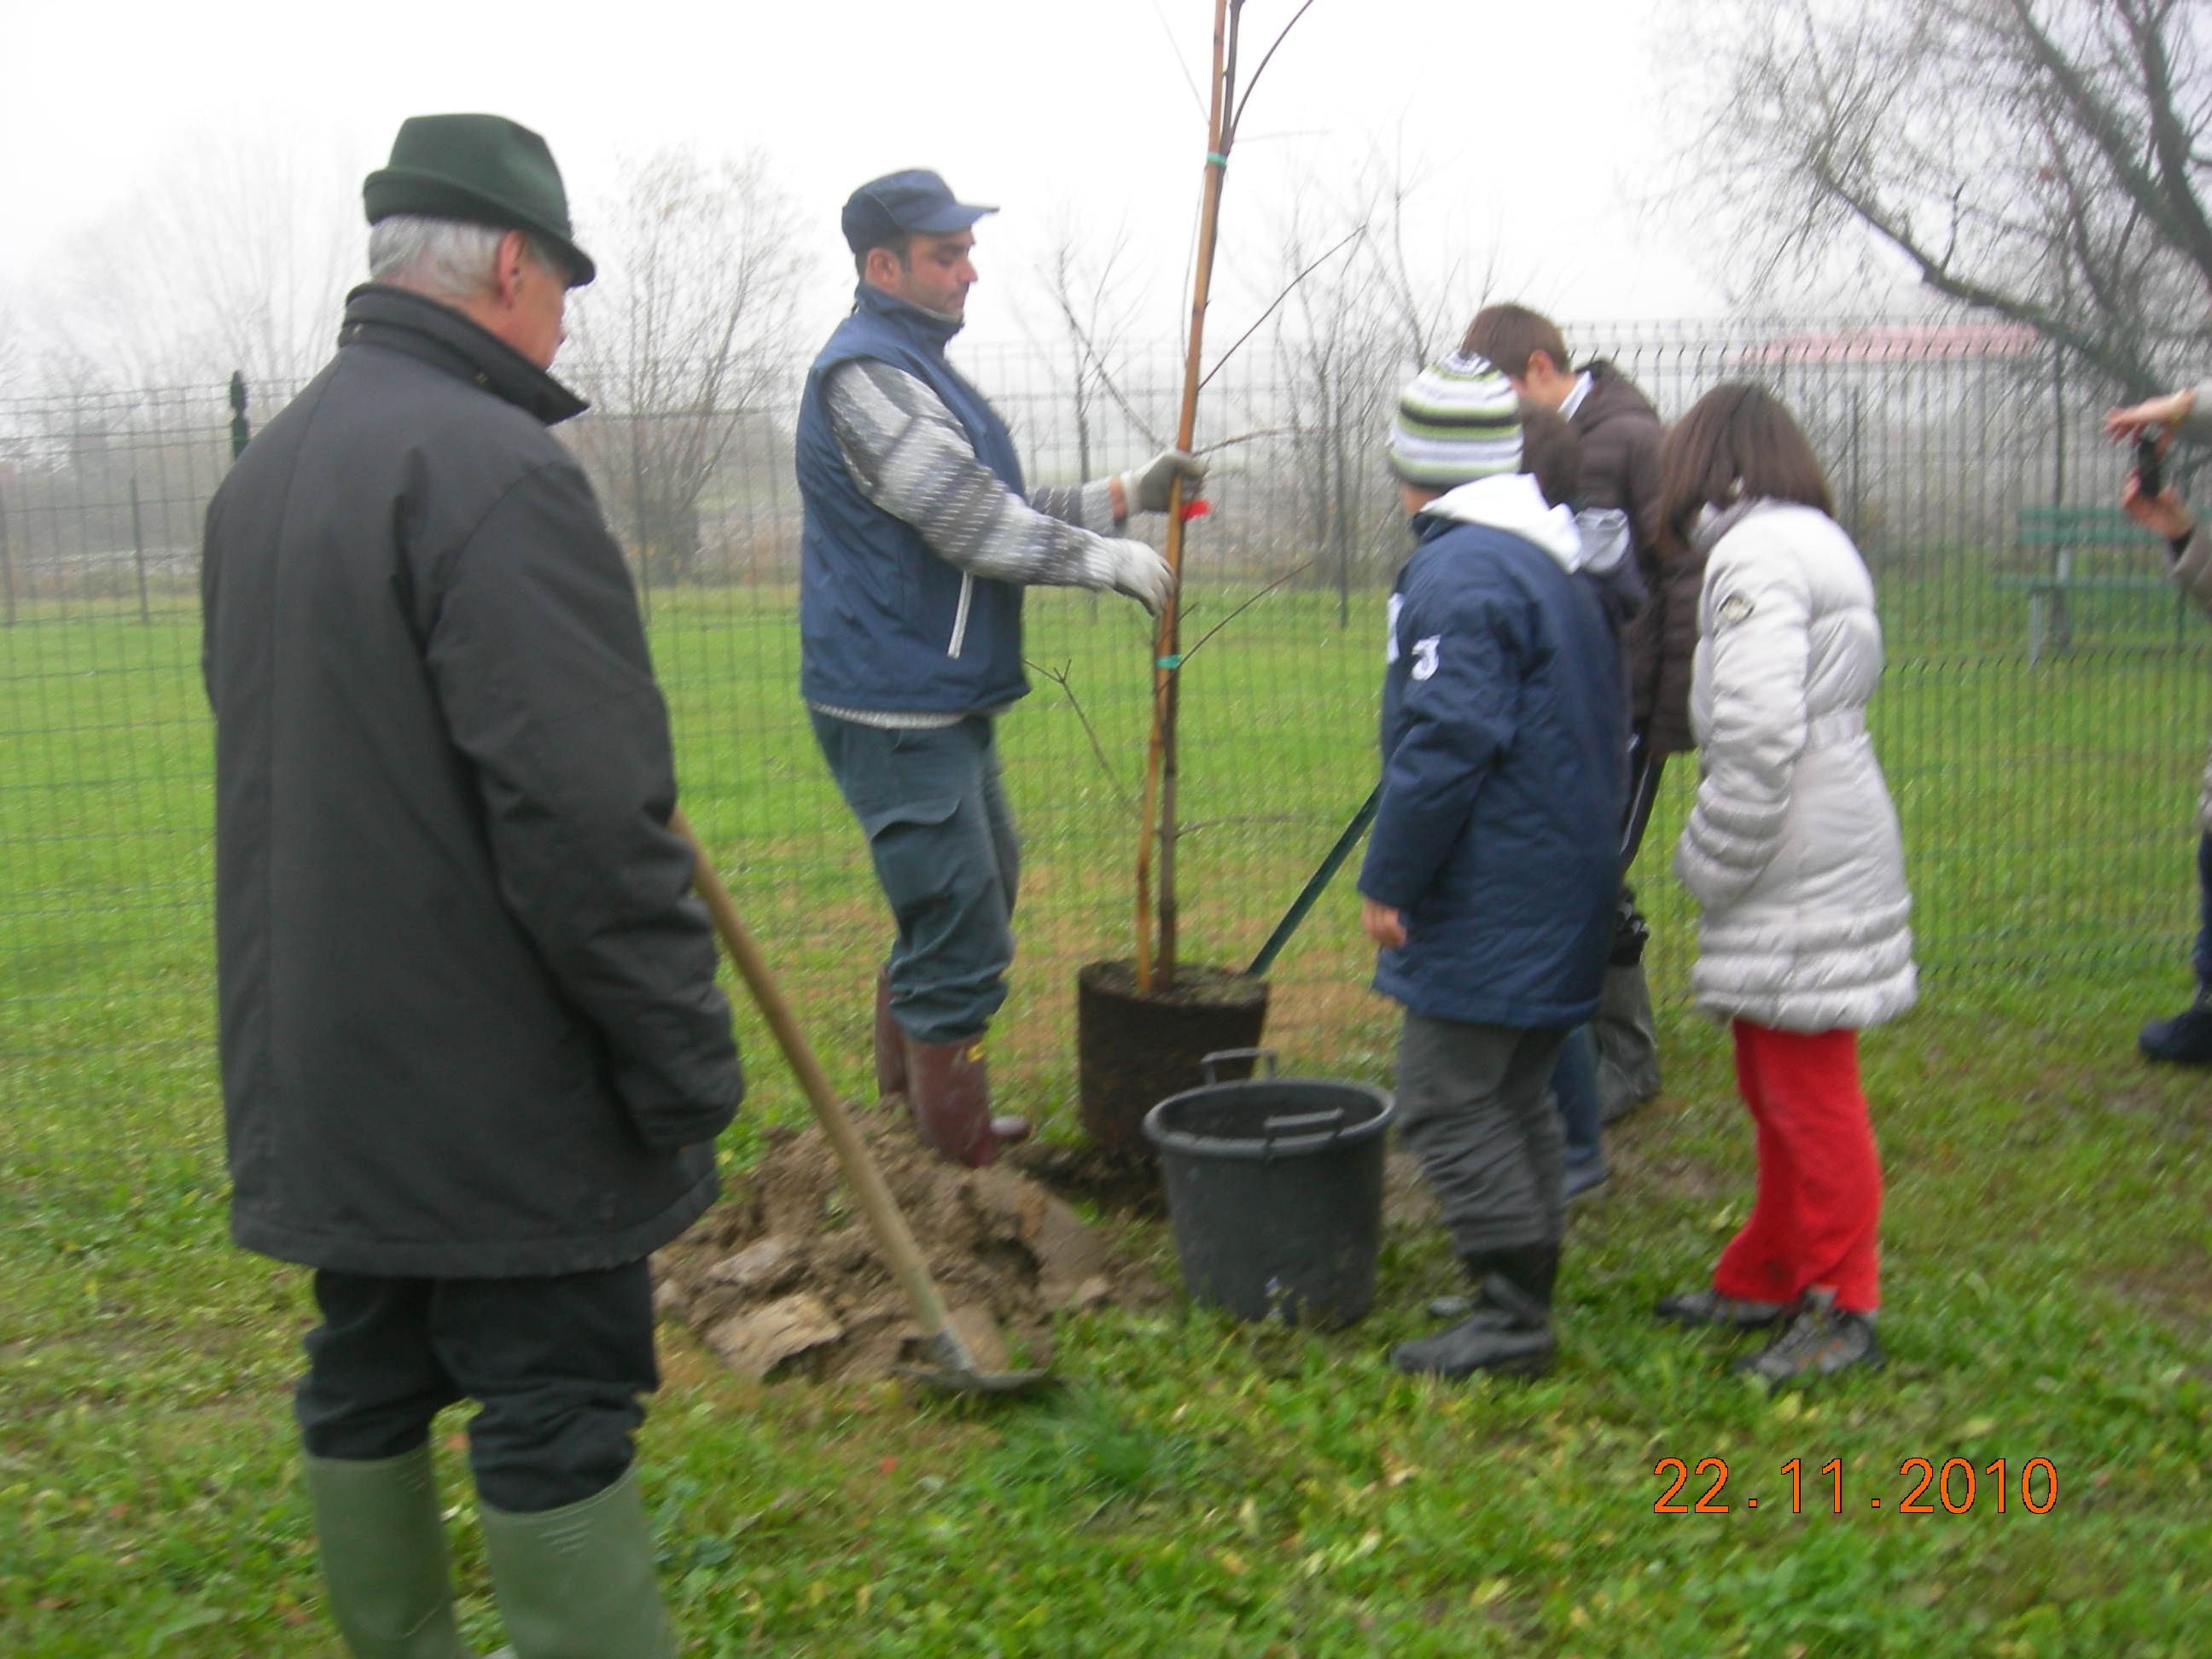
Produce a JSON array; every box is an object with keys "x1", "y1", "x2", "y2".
[
  {"x1": 1116, "y1": 449, "x2": 1208, "y2": 516},
  {"x1": 1103, "y1": 538, "x2": 1176, "y2": 614}
]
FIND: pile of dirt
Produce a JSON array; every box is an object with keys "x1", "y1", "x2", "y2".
[
  {"x1": 654, "y1": 1113, "x2": 1167, "y2": 1384},
  {"x1": 1006, "y1": 1139, "x2": 1168, "y2": 1219}
]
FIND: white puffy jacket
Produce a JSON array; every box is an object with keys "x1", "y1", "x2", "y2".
[{"x1": 1673, "y1": 501, "x2": 1917, "y2": 1031}]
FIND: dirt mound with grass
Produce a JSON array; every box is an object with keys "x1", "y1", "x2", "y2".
[{"x1": 654, "y1": 1113, "x2": 1167, "y2": 1384}]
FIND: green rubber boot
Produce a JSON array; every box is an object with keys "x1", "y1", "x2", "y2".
[
  {"x1": 301, "y1": 1445, "x2": 475, "y2": 1659},
  {"x1": 478, "y1": 1465, "x2": 674, "y2": 1659}
]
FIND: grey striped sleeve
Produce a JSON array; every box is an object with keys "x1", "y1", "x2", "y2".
[{"x1": 824, "y1": 359, "x2": 1126, "y2": 587}]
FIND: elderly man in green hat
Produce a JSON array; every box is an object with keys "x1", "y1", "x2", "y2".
[{"x1": 202, "y1": 114, "x2": 738, "y2": 1657}]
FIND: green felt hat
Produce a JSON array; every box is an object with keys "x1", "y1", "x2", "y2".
[{"x1": 364, "y1": 114, "x2": 595, "y2": 286}]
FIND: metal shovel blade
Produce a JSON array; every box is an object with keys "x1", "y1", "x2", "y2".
[{"x1": 890, "y1": 1328, "x2": 1057, "y2": 1397}]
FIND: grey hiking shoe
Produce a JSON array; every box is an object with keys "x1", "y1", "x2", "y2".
[
  {"x1": 1654, "y1": 1287, "x2": 1796, "y2": 1329},
  {"x1": 1734, "y1": 1295, "x2": 1882, "y2": 1384}
]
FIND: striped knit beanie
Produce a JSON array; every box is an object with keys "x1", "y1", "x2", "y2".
[{"x1": 1385, "y1": 351, "x2": 1523, "y2": 487}]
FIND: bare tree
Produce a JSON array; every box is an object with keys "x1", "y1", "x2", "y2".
[
  {"x1": 1267, "y1": 191, "x2": 1398, "y2": 625},
  {"x1": 0, "y1": 297, "x2": 27, "y2": 410},
  {"x1": 1253, "y1": 147, "x2": 1486, "y2": 622},
  {"x1": 1683, "y1": 0, "x2": 2212, "y2": 394},
  {"x1": 1024, "y1": 209, "x2": 1155, "y2": 486},
  {"x1": 568, "y1": 148, "x2": 813, "y2": 589},
  {"x1": 34, "y1": 119, "x2": 360, "y2": 393}
]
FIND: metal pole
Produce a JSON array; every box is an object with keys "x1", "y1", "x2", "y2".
[
  {"x1": 1243, "y1": 787, "x2": 1378, "y2": 977},
  {"x1": 130, "y1": 473, "x2": 150, "y2": 624},
  {"x1": 228, "y1": 372, "x2": 251, "y2": 461},
  {"x1": 0, "y1": 482, "x2": 15, "y2": 626},
  {"x1": 2050, "y1": 343, "x2": 2070, "y2": 654}
]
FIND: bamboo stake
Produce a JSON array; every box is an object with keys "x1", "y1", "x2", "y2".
[{"x1": 1135, "y1": 0, "x2": 1238, "y2": 994}]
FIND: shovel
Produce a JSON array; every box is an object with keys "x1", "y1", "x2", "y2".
[{"x1": 671, "y1": 809, "x2": 1053, "y2": 1397}]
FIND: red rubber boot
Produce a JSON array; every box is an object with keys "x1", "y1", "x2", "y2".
[{"x1": 902, "y1": 1035, "x2": 1029, "y2": 1167}]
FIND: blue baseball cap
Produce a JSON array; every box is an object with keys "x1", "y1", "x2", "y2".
[{"x1": 841, "y1": 170, "x2": 997, "y2": 254}]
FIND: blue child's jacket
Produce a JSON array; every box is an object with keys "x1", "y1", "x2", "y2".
[{"x1": 1358, "y1": 476, "x2": 1628, "y2": 1027}]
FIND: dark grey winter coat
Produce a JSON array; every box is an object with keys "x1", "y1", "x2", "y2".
[
  {"x1": 1572, "y1": 362, "x2": 1703, "y2": 754},
  {"x1": 201, "y1": 285, "x2": 742, "y2": 1278}
]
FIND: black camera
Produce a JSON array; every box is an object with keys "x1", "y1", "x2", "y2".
[{"x1": 2137, "y1": 431, "x2": 2163, "y2": 498}]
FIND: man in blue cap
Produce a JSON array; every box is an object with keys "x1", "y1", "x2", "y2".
[{"x1": 795, "y1": 169, "x2": 1202, "y2": 1166}]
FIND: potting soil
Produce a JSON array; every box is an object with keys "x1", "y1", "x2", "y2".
[{"x1": 654, "y1": 1111, "x2": 1167, "y2": 1384}]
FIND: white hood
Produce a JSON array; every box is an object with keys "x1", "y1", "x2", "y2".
[{"x1": 1422, "y1": 473, "x2": 1587, "y2": 573}]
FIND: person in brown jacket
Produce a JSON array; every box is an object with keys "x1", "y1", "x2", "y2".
[{"x1": 1465, "y1": 306, "x2": 1702, "y2": 1155}]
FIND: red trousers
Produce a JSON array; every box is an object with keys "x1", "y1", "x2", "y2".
[{"x1": 1710, "y1": 1021, "x2": 1883, "y2": 1314}]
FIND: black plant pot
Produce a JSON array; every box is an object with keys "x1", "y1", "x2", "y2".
[{"x1": 1074, "y1": 958, "x2": 1270, "y2": 1154}]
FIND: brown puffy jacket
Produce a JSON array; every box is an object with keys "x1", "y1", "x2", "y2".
[{"x1": 1571, "y1": 363, "x2": 1702, "y2": 753}]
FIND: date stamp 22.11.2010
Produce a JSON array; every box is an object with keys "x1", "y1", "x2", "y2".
[{"x1": 1653, "y1": 1457, "x2": 2057, "y2": 1516}]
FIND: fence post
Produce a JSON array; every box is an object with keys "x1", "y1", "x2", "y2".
[
  {"x1": 130, "y1": 473, "x2": 150, "y2": 624},
  {"x1": 229, "y1": 372, "x2": 251, "y2": 462},
  {"x1": 0, "y1": 480, "x2": 14, "y2": 626},
  {"x1": 2048, "y1": 345, "x2": 2072, "y2": 655}
]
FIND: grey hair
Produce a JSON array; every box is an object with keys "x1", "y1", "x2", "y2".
[{"x1": 368, "y1": 215, "x2": 567, "y2": 301}]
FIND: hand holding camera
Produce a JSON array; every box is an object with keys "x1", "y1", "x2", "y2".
[{"x1": 2109, "y1": 396, "x2": 2195, "y2": 545}]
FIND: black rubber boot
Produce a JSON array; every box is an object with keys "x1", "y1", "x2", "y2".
[
  {"x1": 1395, "y1": 1244, "x2": 1557, "y2": 1379},
  {"x1": 2139, "y1": 987, "x2": 2212, "y2": 1065},
  {"x1": 1428, "y1": 1243, "x2": 1559, "y2": 1320}
]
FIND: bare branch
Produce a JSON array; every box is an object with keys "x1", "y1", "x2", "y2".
[
  {"x1": 1026, "y1": 659, "x2": 1140, "y2": 818},
  {"x1": 1198, "y1": 225, "x2": 1366, "y2": 390},
  {"x1": 1179, "y1": 562, "x2": 1314, "y2": 662},
  {"x1": 1230, "y1": 0, "x2": 1320, "y2": 141}
]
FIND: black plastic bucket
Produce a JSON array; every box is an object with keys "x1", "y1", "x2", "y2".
[{"x1": 1143, "y1": 1051, "x2": 1394, "y2": 1328}]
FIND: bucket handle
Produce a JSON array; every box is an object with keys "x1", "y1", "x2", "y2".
[
  {"x1": 1201, "y1": 1047, "x2": 1278, "y2": 1085},
  {"x1": 1261, "y1": 1105, "x2": 1347, "y2": 1155}
]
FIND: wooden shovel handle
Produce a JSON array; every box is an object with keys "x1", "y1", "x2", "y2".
[{"x1": 670, "y1": 808, "x2": 964, "y2": 1359}]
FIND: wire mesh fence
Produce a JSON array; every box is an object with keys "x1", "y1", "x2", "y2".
[{"x1": 4, "y1": 318, "x2": 2207, "y2": 1163}]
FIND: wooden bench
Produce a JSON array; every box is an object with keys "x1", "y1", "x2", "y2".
[{"x1": 1998, "y1": 505, "x2": 2178, "y2": 662}]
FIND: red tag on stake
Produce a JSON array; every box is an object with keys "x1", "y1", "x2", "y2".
[{"x1": 1179, "y1": 498, "x2": 1211, "y2": 522}]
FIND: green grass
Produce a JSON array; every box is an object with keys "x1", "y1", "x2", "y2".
[{"x1": 4, "y1": 579, "x2": 2211, "y2": 1654}]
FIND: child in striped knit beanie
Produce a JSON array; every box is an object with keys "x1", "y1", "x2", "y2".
[
  {"x1": 1384, "y1": 351, "x2": 1526, "y2": 489},
  {"x1": 1358, "y1": 352, "x2": 1630, "y2": 1382}
]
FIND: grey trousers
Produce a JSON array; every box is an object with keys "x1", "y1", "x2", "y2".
[
  {"x1": 1594, "y1": 959, "x2": 1662, "y2": 1122},
  {"x1": 811, "y1": 712, "x2": 1019, "y2": 1045},
  {"x1": 1394, "y1": 1013, "x2": 1570, "y2": 1257}
]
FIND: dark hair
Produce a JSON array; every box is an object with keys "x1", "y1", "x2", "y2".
[
  {"x1": 853, "y1": 232, "x2": 914, "y2": 280},
  {"x1": 1462, "y1": 304, "x2": 1570, "y2": 381},
  {"x1": 1517, "y1": 402, "x2": 1584, "y2": 509},
  {"x1": 1657, "y1": 383, "x2": 1834, "y2": 542}
]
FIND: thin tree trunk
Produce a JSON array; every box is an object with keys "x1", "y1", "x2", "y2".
[{"x1": 1135, "y1": 0, "x2": 1237, "y2": 994}]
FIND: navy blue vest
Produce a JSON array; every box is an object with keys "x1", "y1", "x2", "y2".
[{"x1": 795, "y1": 286, "x2": 1029, "y2": 713}]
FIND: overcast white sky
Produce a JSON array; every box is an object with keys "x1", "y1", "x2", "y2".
[{"x1": 0, "y1": 0, "x2": 1724, "y2": 353}]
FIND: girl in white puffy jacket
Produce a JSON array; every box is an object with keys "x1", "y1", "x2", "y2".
[{"x1": 1652, "y1": 386, "x2": 1916, "y2": 1385}]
